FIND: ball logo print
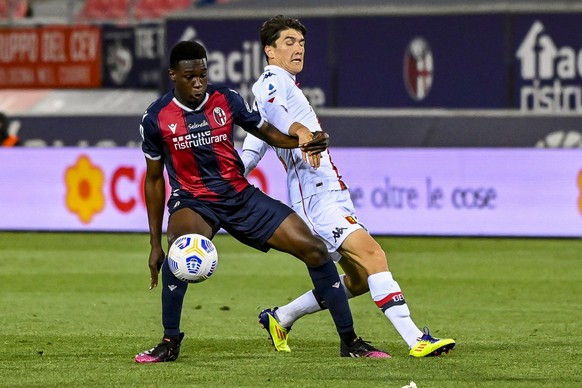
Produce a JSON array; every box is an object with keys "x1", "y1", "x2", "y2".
[{"x1": 168, "y1": 234, "x2": 218, "y2": 283}]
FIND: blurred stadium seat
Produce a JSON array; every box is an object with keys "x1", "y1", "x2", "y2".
[
  {"x1": 75, "y1": 0, "x2": 132, "y2": 23},
  {"x1": 0, "y1": 1, "x2": 7, "y2": 19},
  {"x1": 74, "y1": 0, "x2": 194, "y2": 23},
  {"x1": 0, "y1": 0, "x2": 30, "y2": 20},
  {"x1": 133, "y1": 0, "x2": 193, "y2": 20}
]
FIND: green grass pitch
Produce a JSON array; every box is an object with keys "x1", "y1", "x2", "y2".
[{"x1": 0, "y1": 232, "x2": 581, "y2": 387}]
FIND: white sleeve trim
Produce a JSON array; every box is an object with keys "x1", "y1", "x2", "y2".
[{"x1": 144, "y1": 152, "x2": 161, "y2": 161}]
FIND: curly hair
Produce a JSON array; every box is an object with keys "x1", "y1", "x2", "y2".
[{"x1": 169, "y1": 41, "x2": 207, "y2": 69}]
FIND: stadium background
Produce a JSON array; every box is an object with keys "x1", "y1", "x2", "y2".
[{"x1": 1, "y1": 0, "x2": 581, "y2": 237}]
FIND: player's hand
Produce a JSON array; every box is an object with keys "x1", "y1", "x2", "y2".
[
  {"x1": 296, "y1": 128, "x2": 313, "y2": 166},
  {"x1": 300, "y1": 131, "x2": 329, "y2": 153},
  {"x1": 300, "y1": 131, "x2": 329, "y2": 169},
  {"x1": 148, "y1": 246, "x2": 165, "y2": 290}
]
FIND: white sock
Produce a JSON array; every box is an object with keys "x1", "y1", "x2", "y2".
[
  {"x1": 368, "y1": 271, "x2": 422, "y2": 347},
  {"x1": 275, "y1": 274, "x2": 352, "y2": 328}
]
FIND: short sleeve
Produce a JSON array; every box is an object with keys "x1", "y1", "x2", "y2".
[
  {"x1": 252, "y1": 74, "x2": 295, "y2": 135},
  {"x1": 140, "y1": 111, "x2": 163, "y2": 160},
  {"x1": 226, "y1": 89, "x2": 264, "y2": 132}
]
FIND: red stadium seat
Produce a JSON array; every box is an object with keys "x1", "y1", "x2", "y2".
[
  {"x1": 76, "y1": 0, "x2": 132, "y2": 23},
  {"x1": 0, "y1": 0, "x2": 30, "y2": 20},
  {"x1": 133, "y1": 0, "x2": 192, "y2": 20},
  {"x1": 12, "y1": 0, "x2": 29, "y2": 18},
  {"x1": 0, "y1": 1, "x2": 8, "y2": 19}
]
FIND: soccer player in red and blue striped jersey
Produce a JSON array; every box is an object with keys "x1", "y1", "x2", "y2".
[{"x1": 134, "y1": 41, "x2": 386, "y2": 363}]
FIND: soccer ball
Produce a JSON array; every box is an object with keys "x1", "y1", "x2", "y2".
[{"x1": 168, "y1": 234, "x2": 218, "y2": 283}]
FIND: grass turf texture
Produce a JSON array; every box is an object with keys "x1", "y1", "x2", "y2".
[{"x1": 0, "y1": 232, "x2": 581, "y2": 387}]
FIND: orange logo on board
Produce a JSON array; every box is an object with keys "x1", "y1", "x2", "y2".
[{"x1": 64, "y1": 155, "x2": 105, "y2": 224}]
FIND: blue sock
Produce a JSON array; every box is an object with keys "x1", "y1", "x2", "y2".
[
  {"x1": 161, "y1": 258, "x2": 188, "y2": 336},
  {"x1": 307, "y1": 260, "x2": 355, "y2": 337}
]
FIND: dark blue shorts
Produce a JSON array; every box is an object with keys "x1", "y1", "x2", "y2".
[{"x1": 168, "y1": 186, "x2": 293, "y2": 252}]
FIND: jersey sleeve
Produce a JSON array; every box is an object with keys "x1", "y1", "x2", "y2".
[
  {"x1": 226, "y1": 88, "x2": 265, "y2": 132},
  {"x1": 241, "y1": 133, "x2": 269, "y2": 177},
  {"x1": 252, "y1": 76, "x2": 295, "y2": 136},
  {"x1": 140, "y1": 110, "x2": 163, "y2": 160}
]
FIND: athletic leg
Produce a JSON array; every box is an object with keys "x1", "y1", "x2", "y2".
[
  {"x1": 136, "y1": 207, "x2": 214, "y2": 363},
  {"x1": 338, "y1": 229, "x2": 423, "y2": 347},
  {"x1": 162, "y1": 208, "x2": 214, "y2": 335},
  {"x1": 338, "y1": 231, "x2": 455, "y2": 356},
  {"x1": 266, "y1": 213, "x2": 356, "y2": 344}
]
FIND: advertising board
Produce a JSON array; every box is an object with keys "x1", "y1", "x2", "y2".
[
  {"x1": 1, "y1": 148, "x2": 580, "y2": 237},
  {"x1": 513, "y1": 14, "x2": 582, "y2": 113},
  {"x1": 165, "y1": 15, "x2": 507, "y2": 108},
  {"x1": 101, "y1": 23, "x2": 164, "y2": 89},
  {"x1": 0, "y1": 26, "x2": 101, "y2": 88}
]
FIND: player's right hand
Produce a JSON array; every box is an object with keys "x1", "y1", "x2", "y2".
[
  {"x1": 300, "y1": 131, "x2": 329, "y2": 153},
  {"x1": 300, "y1": 131, "x2": 329, "y2": 169}
]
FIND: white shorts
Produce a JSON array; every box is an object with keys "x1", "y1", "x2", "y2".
[{"x1": 292, "y1": 190, "x2": 364, "y2": 263}]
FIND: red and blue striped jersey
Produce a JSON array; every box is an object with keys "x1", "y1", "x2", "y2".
[{"x1": 141, "y1": 85, "x2": 265, "y2": 202}]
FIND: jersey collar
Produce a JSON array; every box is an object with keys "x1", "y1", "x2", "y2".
[
  {"x1": 172, "y1": 93, "x2": 209, "y2": 112},
  {"x1": 264, "y1": 65, "x2": 296, "y2": 83}
]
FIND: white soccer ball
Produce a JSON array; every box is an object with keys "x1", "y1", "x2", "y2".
[{"x1": 168, "y1": 234, "x2": 218, "y2": 283}]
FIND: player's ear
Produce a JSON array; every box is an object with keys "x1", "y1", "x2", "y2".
[
  {"x1": 168, "y1": 68, "x2": 176, "y2": 81},
  {"x1": 264, "y1": 45, "x2": 274, "y2": 60}
]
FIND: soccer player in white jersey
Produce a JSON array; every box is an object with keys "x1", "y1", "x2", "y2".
[{"x1": 241, "y1": 15, "x2": 456, "y2": 357}]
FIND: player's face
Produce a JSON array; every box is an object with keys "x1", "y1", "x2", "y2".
[
  {"x1": 265, "y1": 28, "x2": 305, "y2": 75},
  {"x1": 169, "y1": 59, "x2": 209, "y2": 109}
]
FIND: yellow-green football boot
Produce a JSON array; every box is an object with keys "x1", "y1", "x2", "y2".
[
  {"x1": 409, "y1": 327, "x2": 455, "y2": 357},
  {"x1": 258, "y1": 308, "x2": 291, "y2": 352}
]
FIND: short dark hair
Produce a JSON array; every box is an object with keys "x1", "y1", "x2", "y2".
[
  {"x1": 260, "y1": 15, "x2": 307, "y2": 48},
  {"x1": 169, "y1": 41, "x2": 207, "y2": 69}
]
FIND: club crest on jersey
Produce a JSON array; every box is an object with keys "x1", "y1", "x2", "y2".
[
  {"x1": 213, "y1": 107, "x2": 227, "y2": 126},
  {"x1": 345, "y1": 216, "x2": 357, "y2": 225}
]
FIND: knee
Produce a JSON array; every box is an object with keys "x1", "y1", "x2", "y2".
[
  {"x1": 365, "y1": 247, "x2": 389, "y2": 274},
  {"x1": 302, "y1": 237, "x2": 329, "y2": 266}
]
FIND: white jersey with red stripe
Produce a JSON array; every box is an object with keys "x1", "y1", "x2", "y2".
[{"x1": 246, "y1": 65, "x2": 347, "y2": 206}]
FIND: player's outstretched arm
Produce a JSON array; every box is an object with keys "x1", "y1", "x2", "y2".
[
  {"x1": 250, "y1": 122, "x2": 299, "y2": 148},
  {"x1": 251, "y1": 122, "x2": 327, "y2": 149},
  {"x1": 144, "y1": 157, "x2": 167, "y2": 289},
  {"x1": 250, "y1": 122, "x2": 329, "y2": 168}
]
